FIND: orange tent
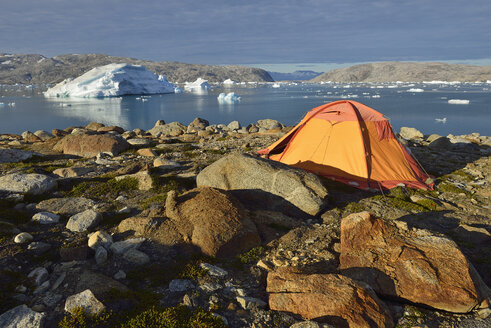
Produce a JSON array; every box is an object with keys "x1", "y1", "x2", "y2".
[{"x1": 258, "y1": 100, "x2": 432, "y2": 190}]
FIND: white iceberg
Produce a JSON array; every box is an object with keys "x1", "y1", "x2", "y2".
[
  {"x1": 184, "y1": 78, "x2": 211, "y2": 93},
  {"x1": 223, "y1": 79, "x2": 236, "y2": 86},
  {"x1": 217, "y1": 92, "x2": 241, "y2": 104},
  {"x1": 272, "y1": 83, "x2": 281, "y2": 88},
  {"x1": 44, "y1": 63, "x2": 176, "y2": 98},
  {"x1": 407, "y1": 88, "x2": 424, "y2": 92},
  {"x1": 435, "y1": 117, "x2": 447, "y2": 123},
  {"x1": 448, "y1": 99, "x2": 470, "y2": 105}
]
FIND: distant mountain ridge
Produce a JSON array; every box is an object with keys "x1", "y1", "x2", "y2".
[
  {"x1": 0, "y1": 53, "x2": 274, "y2": 84},
  {"x1": 268, "y1": 70, "x2": 323, "y2": 81},
  {"x1": 311, "y1": 62, "x2": 491, "y2": 82}
]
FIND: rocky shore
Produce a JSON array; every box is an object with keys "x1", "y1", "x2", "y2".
[{"x1": 0, "y1": 118, "x2": 490, "y2": 328}]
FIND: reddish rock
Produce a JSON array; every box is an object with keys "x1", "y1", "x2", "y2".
[
  {"x1": 267, "y1": 268, "x2": 393, "y2": 328},
  {"x1": 165, "y1": 187, "x2": 261, "y2": 257},
  {"x1": 53, "y1": 134, "x2": 129, "y2": 157},
  {"x1": 340, "y1": 211, "x2": 490, "y2": 313}
]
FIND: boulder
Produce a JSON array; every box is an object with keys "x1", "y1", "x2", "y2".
[
  {"x1": 88, "y1": 231, "x2": 113, "y2": 249},
  {"x1": 340, "y1": 212, "x2": 490, "y2": 313},
  {"x1": 52, "y1": 167, "x2": 93, "y2": 178},
  {"x1": 0, "y1": 173, "x2": 56, "y2": 195},
  {"x1": 75, "y1": 270, "x2": 128, "y2": 299},
  {"x1": 227, "y1": 120, "x2": 241, "y2": 130},
  {"x1": 64, "y1": 289, "x2": 105, "y2": 316},
  {"x1": 196, "y1": 153, "x2": 327, "y2": 216},
  {"x1": 33, "y1": 130, "x2": 53, "y2": 141},
  {"x1": 188, "y1": 117, "x2": 209, "y2": 132},
  {"x1": 126, "y1": 138, "x2": 151, "y2": 147},
  {"x1": 399, "y1": 127, "x2": 424, "y2": 140},
  {"x1": 36, "y1": 197, "x2": 97, "y2": 216},
  {"x1": 86, "y1": 122, "x2": 105, "y2": 131},
  {"x1": 0, "y1": 304, "x2": 45, "y2": 328},
  {"x1": 267, "y1": 268, "x2": 393, "y2": 327},
  {"x1": 32, "y1": 212, "x2": 60, "y2": 224},
  {"x1": 0, "y1": 148, "x2": 33, "y2": 163},
  {"x1": 428, "y1": 136, "x2": 453, "y2": 151},
  {"x1": 14, "y1": 232, "x2": 33, "y2": 244},
  {"x1": 66, "y1": 210, "x2": 101, "y2": 232},
  {"x1": 97, "y1": 125, "x2": 125, "y2": 134},
  {"x1": 123, "y1": 248, "x2": 150, "y2": 265},
  {"x1": 153, "y1": 157, "x2": 180, "y2": 169},
  {"x1": 53, "y1": 134, "x2": 129, "y2": 157},
  {"x1": 137, "y1": 148, "x2": 157, "y2": 157},
  {"x1": 257, "y1": 119, "x2": 283, "y2": 130},
  {"x1": 115, "y1": 171, "x2": 153, "y2": 191},
  {"x1": 21, "y1": 131, "x2": 41, "y2": 143},
  {"x1": 148, "y1": 122, "x2": 186, "y2": 137},
  {"x1": 165, "y1": 187, "x2": 261, "y2": 257}
]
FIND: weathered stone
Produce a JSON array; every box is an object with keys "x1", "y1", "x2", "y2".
[
  {"x1": 66, "y1": 210, "x2": 101, "y2": 232},
  {"x1": 0, "y1": 173, "x2": 56, "y2": 195},
  {"x1": 53, "y1": 134, "x2": 129, "y2": 157},
  {"x1": 340, "y1": 211, "x2": 490, "y2": 313},
  {"x1": 127, "y1": 138, "x2": 151, "y2": 147},
  {"x1": 165, "y1": 187, "x2": 260, "y2": 257},
  {"x1": 123, "y1": 248, "x2": 150, "y2": 265},
  {"x1": 95, "y1": 246, "x2": 108, "y2": 265},
  {"x1": 14, "y1": 232, "x2": 33, "y2": 244},
  {"x1": 115, "y1": 171, "x2": 153, "y2": 191},
  {"x1": 88, "y1": 231, "x2": 113, "y2": 249},
  {"x1": 28, "y1": 267, "x2": 49, "y2": 286},
  {"x1": 21, "y1": 131, "x2": 41, "y2": 142},
  {"x1": 0, "y1": 304, "x2": 45, "y2": 328},
  {"x1": 200, "y1": 263, "x2": 228, "y2": 277},
  {"x1": 64, "y1": 289, "x2": 105, "y2": 316},
  {"x1": 453, "y1": 224, "x2": 491, "y2": 244},
  {"x1": 153, "y1": 157, "x2": 180, "y2": 169},
  {"x1": 0, "y1": 148, "x2": 33, "y2": 163},
  {"x1": 52, "y1": 167, "x2": 93, "y2": 178},
  {"x1": 110, "y1": 237, "x2": 146, "y2": 255},
  {"x1": 400, "y1": 127, "x2": 424, "y2": 140},
  {"x1": 227, "y1": 120, "x2": 241, "y2": 130},
  {"x1": 137, "y1": 148, "x2": 157, "y2": 157},
  {"x1": 148, "y1": 122, "x2": 186, "y2": 137},
  {"x1": 257, "y1": 119, "x2": 283, "y2": 130},
  {"x1": 428, "y1": 136, "x2": 453, "y2": 150},
  {"x1": 75, "y1": 270, "x2": 128, "y2": 299},
  {"x1": 32, "y1": 212, "x2": 60, "y2": 224},
  {"x1": 188, "y1": 117, "x2": 209, "y2": 130},
  {"x1": 33, "y1": 130, "x2": 53, "y2": 141},
  {"x1": 267, "y1": 268, "x2": 393, "y2": 327},
  {"x1": 86, "y1": 122, "x2": 105, "y2": 131},
  {"x1": 97, "y1": 125, "x2": 125, "y2": 134},
  {"x1": 36, "y1": 197, "x2": 96, "y2": 216},
  {"x1": 196, "y1": 153, "x2": 328, "y2": 216},
  {"x1": 27, "y1": 242, "x2": 51, "y2": 254}
]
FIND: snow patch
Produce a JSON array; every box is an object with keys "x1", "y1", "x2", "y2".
[
  {"x1": 217, "y1": 92, "x2": 241, "y2": 104},
  {"x1": 44, "y1": 63, "x2": 176, "y2": 98}
]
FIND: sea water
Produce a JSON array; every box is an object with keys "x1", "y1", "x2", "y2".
[{"x1": 0, "y1": 82, "x2": 490, "y2": 136}]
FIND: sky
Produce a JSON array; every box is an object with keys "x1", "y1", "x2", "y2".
[{"x1": 1, "y1": 0, "x2": 490, "y2": 72}]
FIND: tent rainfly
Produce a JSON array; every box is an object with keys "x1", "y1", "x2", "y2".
[{"x1": 258, "y1": 100, "x2": 432, "y2": 190}]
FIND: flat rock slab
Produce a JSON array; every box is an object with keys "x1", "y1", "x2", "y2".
[
  {"x1": 36, "y1": 197, "x2": 96, "y2": 216},
  {"x1": 196, "y1": 153, "x2": 327, "y2": 216},
  {"x1": 0, "y1": 304, "x2": 45, "y2": 328},
  {"x1": 340, "y1": 211, "x2": 490, "y2": 313},
  {"x1": 32, "y1": 212, "x2": 60, "y2": 224},
  {"x1": 0, "y1": 148, "x2": 33, "y2": 163},
  {"x1": 53, "y1": 134, "x2": 129, "y2": 157},
  {"x1": 0, "y1": 173, "x2": 56, "y2": 195},
  {"x1": 267, "y1": 268, "x2": 393, "y2": 327}
]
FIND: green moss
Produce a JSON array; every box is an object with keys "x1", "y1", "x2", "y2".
[
  {"x1": 66, "y1": 177, "x2": 139, "y2": 199},
  {"x1": 371, "y1": 195, "x2": 428, "y2": 212},
  {"x1": 437, "y1": 183, "x2": 470, "y2": 195},
  {"x1": 121, "y1": 305, "x2": 225, "y2": 328},
  {"x1": 415, "y1": 199, "x2": 440, "y2": 211},
  {"x1": 443, "y1": 169, "x2": 474, "y2": 182},
  {"x1": 178, "y1": 262, "x2": 209, "y2": 280},
  {"x1": 58, "y1": 307, "x2": 113, "y2": 328},
  {"x1": 139, "y1": 194, "x2": 167, "y2": 209},
  {"x1": 237, "y1": 246, "x2": 265, "y2": 265},
  {"x1": 342, "y1": 202, "x2": 366, "y2": 215}
]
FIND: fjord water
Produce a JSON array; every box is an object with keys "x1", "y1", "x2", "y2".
[{"x1": 0, "y1": 83, "x2": 490, "y2": 136}]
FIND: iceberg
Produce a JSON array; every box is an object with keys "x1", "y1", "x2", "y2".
[
  {"x1": 223, "y1": 79, "x2": 236, "y2": 86},
  {"x1": 44, "y1": 63, "x2": 176, "y2": 98},
  {"x1": 272, "y1": 83, "x2": 281, "y2": 88},
  {"x1": 407, "y1": 88, "x2": 424, "y2": 92},
  {"x1": 448, "y1": 99, "x2": 470, "y2": 105},
  {"x1": 184, "y1": 78, "x2": 211, "y2": 93},
  {"x1": 217, "y1": 92, "x2": 241, "y2": 104}
]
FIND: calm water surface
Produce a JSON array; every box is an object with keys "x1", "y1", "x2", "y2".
[{"x1": 0, "y1": 82, "x2": 490, "y2": 136}]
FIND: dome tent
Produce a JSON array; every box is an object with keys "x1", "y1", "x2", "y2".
[{"x1": 258, "y1": 100, "x2": 432, "y2": 190}]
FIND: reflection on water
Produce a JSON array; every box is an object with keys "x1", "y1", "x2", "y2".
[{"x1": 45, "y1": 97, "x2": 130, "y2": 128}]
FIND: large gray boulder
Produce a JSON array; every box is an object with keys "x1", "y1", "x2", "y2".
[
  {"x1": 399, "y1": 127, "x2": 424, "y2": 140},
  {"x1": 196, "y1": 153, "x2": 327, "y2": 216},
  {"x1": 64, "y1": 289, "x2": 105, "y2": 316},
  {"x1": 53, "y1": 134, "x2": 129, "y2": 157},
  {"x1": 0, "y1": 173, "x2": 56, "y2": 195},
  {"x1": 148, "y1": 122, "x2": 186, "y2": 137},
  {"x1": 66, "y1": 210, "x2": 101, "y2": 232},
  {"x1": 36, "y1": 197, "x2": 97, "y2": 216},
  {"x1": 0, "y1": 304, "x2": 45, "y2": 328},
  {"x1": 256, "y1": 119, "x2": 283, "y2": 130}
]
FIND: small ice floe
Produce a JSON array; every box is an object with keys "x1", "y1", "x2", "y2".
[
  {"x1": 0, "y1": 102, "x2": 5, "y2": 107},
  {"x1": 217, "y1": 92, "x2": 241, "y2": 104},
  {"x1": 8, "y1": 102, "x2": 15, "y2": 107},
  {"x1": 372, "y1": 95, "x2": 381, "y2": 98},
  {"x1": 435, "y1": 117, "x2": 447, "y2": 123},
  {"x1": 184, "y1": 78, "x2": 211, "y2": 93},
  {"x1": 441, "y1": 97, "x2": 447, "y2": 99},
  {"x1": 407, "y1": 88, "x2": 424, "y2": 92},
  {"x1": 448, "y1": 99, "x2": 470, "y2": 105},
  {"x1": 272, "y1": 83, "x2": 281, "y2": 88}
]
